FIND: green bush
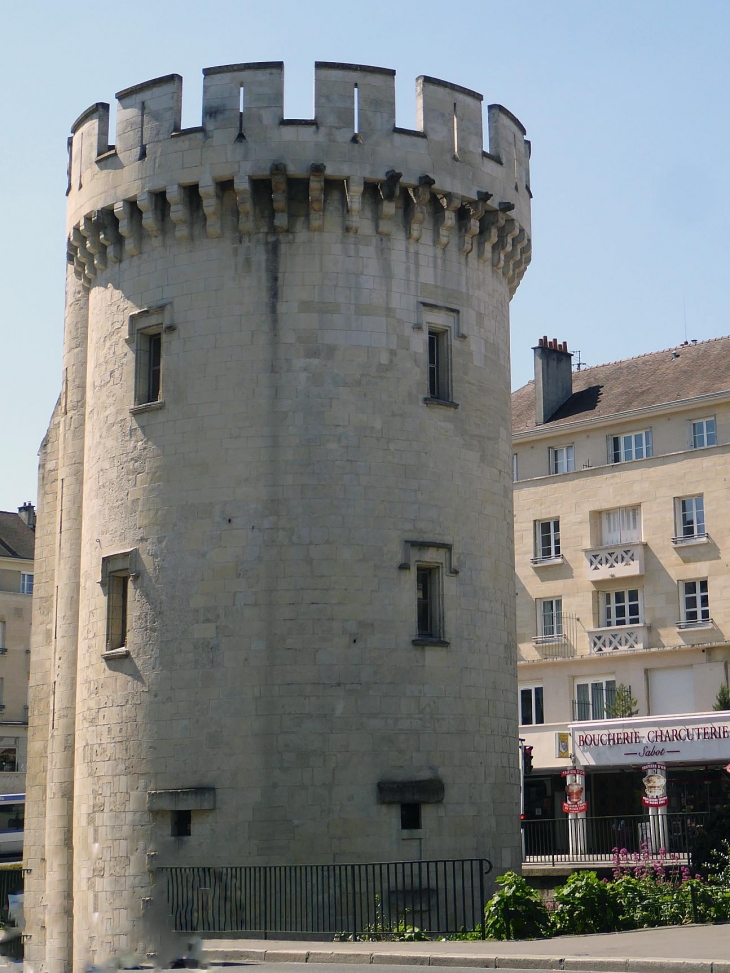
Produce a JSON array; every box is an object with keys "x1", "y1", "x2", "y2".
[
  {"x1": 483, "y1": 872, "x2": 551, "y2": 940},
  {"x1": 551, "y1": 871, "x2": 615, "y2": 935}
]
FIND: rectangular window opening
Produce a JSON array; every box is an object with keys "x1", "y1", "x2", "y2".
[
  {"x1": 353, "y1": 83, "x2": 360, "y2": 136},
  {"x1": 539, "y1": 597, "x2": 563, "y2": 638},
  {"x1": 536, "y1": 518, "x2": 560, "y2": 559},
  {"x1": 520, "y1": 686, "x2": 544, "y2": 726},
  {"x1": 20, "y1": 573, "x2": 34, "y2": 595},
  {"x1": 677, "y1": 495, "x2": 705, "y2": 538},
  {"x1": 575, "y1": 678, "x2": 616, "y2": 721},
  {"x1": 681, "y1": 579, "x2": 710, "y2": 624},
  {"x1": 549, "y1": 445, "x2": 575, "y2": 475},
  {"x1": 604, "y1": 588, "x2": 641, "y2": 627},
  {"x1": 427, "y1": 329, "x2": 450, "y2": 401},
  {"x1": 600, "y1": 506, "x2": 641, "y2": 545},
  {"x1": 609, "y1": 430, "x2": 652, "y2": 464},
  {"x1": 171, "y1": 809, "x2": 192, "y2": 837},
  {"x1": 400, "y1": 803, "x2": 421, "y2": 830},
  {"x1": 238, "y1": 85, "x2": 245, "y2": 139},
  {"x1": 416, "y1": 565, "x2": 441, "y2": 639},
  {"x1": 691, "y1": 417, "x2": 717, "y2": 449},
  {"x1": 136, "y1": 328, "x2": 162, "y2": 406},
  {"x1": 107, "y1": 572, "x2": 129, "y2": 650},
  {"x1": 452, "y1": 102, "x2": 459, "y2": 159}
]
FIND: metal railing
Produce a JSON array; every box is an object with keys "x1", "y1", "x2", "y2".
[
  {"x1": 571, "y1": 684, "x2": 633, "y2": 721},
  {"x1": 531, "y1": 613, "x2": 579, "y2": 659},
  {"x1": 523, "y1": 812, "x2": 709, "y2": 866},
  {"x1": 160, "y1": 859, "x2": 492, "y2": 938}
]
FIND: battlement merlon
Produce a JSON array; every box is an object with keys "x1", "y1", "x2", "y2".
[{"x1": 66, "y1": 62, "x2": 531, "y2": 233}]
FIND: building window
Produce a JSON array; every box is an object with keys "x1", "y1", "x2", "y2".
[
  {"x1": 136, "y1": 328, "x2": 162, "y2": 405},
  {"x1": 535, "y1": 519, "x2": 560, "y2": 560},
  {"x1": 690, "y1": 417, "x2": 716, "y2": 449},
  {"x1": 609, "y1": 430, "x2": 652, "y2": 464},
  {"x1": 107, "y1": 572, "x2": 129, "y2": 650},
  {"x1": 603, "y1": 588, "x2": 641, "y2": 627},
  {"x1": 100, "y1": 551, "x2": 136, "y2": 654},
  {"x1": 171, "y1": 809, "x2": 192, "y2": 837},
  {"x1": 574, "y1": 678, "x2": 616, "y2": 721},
  {"x1": 416, "y1": 565, "x2": 441, "y2": 639},
  {"x1": 427, "y1": 329, "x2": 450, "y2": 401},
  {"x1": 20, "y1": 573, "x2": 34, "y2": 595},
  {"x1": 680, "y1": 579, "x2": 710, "y2": 626},
  {"x1": 520, "y1": 685, "x2": 544, "y2": 726},
  {"x1": 0, "y1": 677, "x2": 4, "y2": 712},
  {"x1": 600, "y1": 506, "x2": 641, "y2": 545},
  {"x1": 549, "y1": 445, "x2": 575, "y2": 475},
  {"x1": 675, "y1": 495, "x2": 706, "y2": 540},
  {"x1": 512, "y1": 453, "x2": 518, "y2": 482},
  {"x1": 0, "y1": 621, "x2": 4, "y2": 652},
  {"x1": 400, "y1": 803, "x2": 421, "y2": 830},
  {"x1": 538, "y1": 597, "x2": 563, "y2": 639},
  {"x1": 0, "y1": 747, "x2": 17, "y2": 773}
]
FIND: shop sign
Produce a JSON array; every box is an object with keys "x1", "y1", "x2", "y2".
[
  {"x1": 642, "y1": 762, "x2": 668, "y2": 808},
  {"x1": 571, "y1": 713, "x2": 730, "y2": 767},
  {"x1": 562, "y1": 768, "x2": 587, "y2": 814}
]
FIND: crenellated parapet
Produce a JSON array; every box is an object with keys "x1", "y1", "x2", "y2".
[{"x1": 66, "y1": 62, "x2": 531, "y2": 294}]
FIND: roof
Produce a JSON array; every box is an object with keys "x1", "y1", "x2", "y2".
[
  {"x1": 512, "y1": 335, "x2": 730, "y2": 436},
  {"x1": 0, "y1": 513, "x2": 35, "y2": 561}
]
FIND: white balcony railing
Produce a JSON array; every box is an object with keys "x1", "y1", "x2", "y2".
[
  {"x1": 588, "y1": 624, "x2": 649, "y2": 653},
  {"x1": 584, "y1": 542, "x2": 645, "y2": 581}
]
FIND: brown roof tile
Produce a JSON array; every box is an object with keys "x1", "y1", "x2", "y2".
[
  {"x1": 512, "y1": 336, "x2": 730, "y2": 435},
  {"x1": 0, "y1": 512, "x2": 35, "y2": 560}
]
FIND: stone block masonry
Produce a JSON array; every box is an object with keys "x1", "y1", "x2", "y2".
[{"x1": 24, "y1": 61, "x2": 532, "y2": 973}]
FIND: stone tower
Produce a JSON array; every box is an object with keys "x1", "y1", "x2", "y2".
[{"x1": 24, "y1": 62, "x2": 531, "y2": 971}]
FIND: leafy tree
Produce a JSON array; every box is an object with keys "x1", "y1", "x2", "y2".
[
  {"x1": 713, "y1": 683, "x2": 730, "y2": 711},
  {"x1": 605, "y1": 684, "x2": 638, "y2": 718}
]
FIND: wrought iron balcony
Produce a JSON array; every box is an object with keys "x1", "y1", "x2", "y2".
[
  {"x1": 584, "y1": 542, "x2": 645, "y2": 582},
  {"x1": 587, "y1": 624, "x2": 649, "y2": 653},
  {"x1": 531, "y1": 613, "x2": 579, "y2": 659}
]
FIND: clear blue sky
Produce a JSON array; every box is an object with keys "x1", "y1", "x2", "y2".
[{"x1": 2, "y1": 0, "x2": 729, "y2": 511}]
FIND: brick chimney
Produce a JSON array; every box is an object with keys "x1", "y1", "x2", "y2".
[
  {"x1": 534, "y1": 337, "x2": 573, "y2": 424},
  {"x1": 18, "y1": 501, "x2": 36, "y2": 530}
]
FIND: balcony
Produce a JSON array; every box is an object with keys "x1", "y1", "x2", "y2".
[
  {"x1": 587, "y1": 624, "x2": 649, "y2": 653},
  {"x1": 584, "y1": 542, "x2": 645, "y2": 582},
  {"x1": 531, "y1": 613, "x2": 579, "y2": 659}
]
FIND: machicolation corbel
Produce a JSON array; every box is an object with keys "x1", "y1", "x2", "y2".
[
  {"x1": 378, "y1": 169, "x2": 402, "y2": 237},
  {"x1": 270, "y1": 163, "x2": 288, "y2": 232},
  {"x1": 199, "y1": 172, "x2": 223, "y2": 238},
  {"x1": 114, "y1": 200, "x2": 141, "y2": 257},
  {"x1": 436, "y1": 193, "x2": 461, "y2": 249},
  {"x1": 234, "y1": 176, "x2": 253, "y2": 235},
  {"x1": 345, "y1": 176, "x2": 364, "y2": 233},
  {"x1": 407, "y1": 175, "x2": 435, "y2": 243},
  {"x1": 309, "y1": 164, "x2": 326, "y2": 232},
  {"x1": 166, "y1": 185, "x2": 191, "y2": 242}
]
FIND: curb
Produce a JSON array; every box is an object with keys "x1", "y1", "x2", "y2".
[{"x1": 203, "y1": 947, "x2": 730, "y2": 973}]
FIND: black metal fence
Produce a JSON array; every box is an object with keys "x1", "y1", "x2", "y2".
[
  {"x1": 523, "y1": 812, "x2": 709, "y2": 865},
  {"x1": 160, "y1": 859, "x2": 492, "y2": 939}
]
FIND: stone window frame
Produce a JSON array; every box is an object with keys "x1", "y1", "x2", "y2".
[
  {"x1": 415, "y1": 303, "x2": 462, "y2": 409},
  {"x1": 99, "y1": 550, "x2": 138, "y2": 659},
  {"x1": 127, "y1": 303, "x2": 174, "y2": 414},
  {"x1": 398, "y1": 541, "x2": 456, "y2": 648}
]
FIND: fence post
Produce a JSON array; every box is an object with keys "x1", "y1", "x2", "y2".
[
  {"x1": 263, "y1": 868, "x2": 268, "y2": 940},
  {"x1": 479, "y1": 863, "x2": 486, "y2": 940}
]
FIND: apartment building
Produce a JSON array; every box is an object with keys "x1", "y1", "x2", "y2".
[
  {"x1": 0, "y1": 503, "x2": 34, "y2": 859},
  {"x1": 512, "y1": 338, "x2": 730, "y2": 846}
]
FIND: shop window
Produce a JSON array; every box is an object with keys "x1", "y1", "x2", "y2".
[
  {"x1": 0, "y1": 747, "x2": 17, "y2": 772},
  {"x1": 520, "y1": 686, "x2": 544, "y2": 726}
]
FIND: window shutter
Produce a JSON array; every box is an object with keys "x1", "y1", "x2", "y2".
[{"x1": 645, "y1": 428, "x2": 653, "y2": 457}]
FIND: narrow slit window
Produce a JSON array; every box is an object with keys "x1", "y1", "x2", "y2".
[
  {"x1": 238, "y1": 85, "x2": 245, "y2": 140},
  {"x1": 107, "y1": 572, "x2": 129, "y2": 650},
  {"x1": 427, "y1": 329, "x2": 450, "y2": 401},
  {"x1": 353, "y1": 83, "x2": 360, "y2": 136},
  {"x1": 452, "y1": 102, "x2": 459, "y2": 159},
  {"x1": 416, "y1": 565, "x2": 441, "y2": 640},
  {"x1": 136, "y1": 328, "x2": 163, "y2": 405}
]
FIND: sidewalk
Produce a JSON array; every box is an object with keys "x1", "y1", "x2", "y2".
[{"x1": 202, "y1": 924, "x2": 730, "y2": 973}]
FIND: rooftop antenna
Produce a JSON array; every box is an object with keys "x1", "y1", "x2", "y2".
[
  {"x1": 683, "y1": 298, "x2": 687, "y2": 344},
  {"x1": 573, "y1": 350, "x2": 585, "y2": 371}
]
